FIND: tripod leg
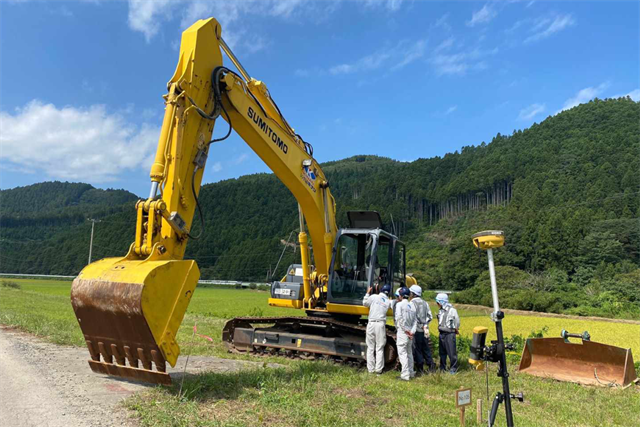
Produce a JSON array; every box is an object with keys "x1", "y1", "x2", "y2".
[
  {"x1": 489, "y1": 392, "x2": 503, "y2": 427},
  {"x1": 495, "y1": 319, "x2": 514, "y2": 427}
]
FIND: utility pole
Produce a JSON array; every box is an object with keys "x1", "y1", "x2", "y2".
[{"x1": 87, "y1": 218, "x2": 101, "y2": 265}]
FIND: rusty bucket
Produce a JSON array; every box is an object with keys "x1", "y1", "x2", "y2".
[
  {"x1": 71, "y1": 256, "x2": 199, "y2": 384},
  {"x1": 518, "y1": 331, "x2": 637, "y2": 387}
]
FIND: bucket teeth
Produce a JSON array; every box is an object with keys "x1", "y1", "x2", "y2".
[
  {"x1": 84, "y1": 339, "x2": 171, "y2": 385},
  {"x1": 123, "y1": 346, "x2": 138, "y2": 368},
  {"x1": 86, "y1": 340, "x2": 100, "y2": 361}
]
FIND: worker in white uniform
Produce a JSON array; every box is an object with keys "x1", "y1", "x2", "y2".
[
  {"x1": 363, "y1": 284, "x2": 392, "y2": 374},
  {"x1": 394, "y1": 286, "x2": 417, "y2": 380}
]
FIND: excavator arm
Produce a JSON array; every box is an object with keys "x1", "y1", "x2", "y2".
[
  {"x1": 70, "y1": 18, "x2": 337, "y2": 384},
  {"x1": 216, "y1": 63, "x2": 339, "y2": 307}
]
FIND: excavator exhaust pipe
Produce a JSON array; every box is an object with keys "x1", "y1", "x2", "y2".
[
  {"x1": 71, "y1": 256, "x2": 199, "y2": 385},
  {"x1": 518, "y1": 330, "x2": 637, "y2": 387}
]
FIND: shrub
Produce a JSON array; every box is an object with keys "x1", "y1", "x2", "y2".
[
  {"x1": 1, "y1": 280, "x2": 21, "y2": 289},
  {"x1": 604, "y1": 269, "x2": 640, "y2": 302},
  {"x1": 234, "y1": 283, "x2": 243, "y2": 289},
  {"x1": 249, "y1": 283, "x2": 257, "y2": 290},
  {"x1": 257, "y1": 284, "x2": 269, "y2": 291}
]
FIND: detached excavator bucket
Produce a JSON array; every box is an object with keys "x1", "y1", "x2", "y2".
[
  {"x1": 518, "y1": 336, "x2": 637, "y2": 387},
  {"x1": 71, "y1": 256, "x2": 199, "y2": 385}
]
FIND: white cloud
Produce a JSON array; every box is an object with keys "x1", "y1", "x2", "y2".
[
  {"x1": 433, "y1": 13, "x2": 451, "y2": 32},
  {"x1": 467, "y1": 4, "x2": 496, "y2": 27},
  {"x1": 431, "y1": 47, "x2": 498, "y2": 76},
  {"x1": 524, "y1": 14, "x2": 575, "y2": 43},
  {"x1": 325, "y1": 39, "x2": 425, "y2": 76},
  {"x1": 127, "y1": 0, "x2": 173, "y2": 43},
  {"x1": 127, "y1": 0, "x2": 312, "y2": 52},
  {"x1": 0, "y1": 101, "x2": 158, "y2": 183},
  {"x1": 434, "y1": 37, "x2": 454, "y2": 54},
  {"x1": 390, "y1": 40, "x2": 427, "y2": 71},
  {"x1": 142, "y1": 108, "x2": 159, "y2": 121},
  {"x1": 211, "y1": 162, "x2": 223, "y2": 173},
  {"x1": 518, "y1": 103, "x2": 545, "y2": 120},
  {"x1": 188, "y1": 1, "x2": 281, "y2": 53},
  {"x1": 330, "y1": 51, "x2": 390, "y2": 75},
  {"x1": 505, "y1": 20, "x2": 525, "y2": 34},
  {"x1": 556, "y1": 82, "x2": 610, "y2": 114},
  {"x1": 243, "y1": 35, "x2": 269, "y2": 54},
  {"x1": 611, "y1": 89, "x2": 640, "y2": 102},
  {"x1": 444, "y1": 105, "x2": 457, "y2": 115},
  {"x1": 234, "y1": 153, "x2": 249, "y2": 165},
  {"x1": 330, "y1": 63, "x2": 358, "y2": 75},
  {"x1": 361, "y1": 0, "x2": 404, "y2": 11}
]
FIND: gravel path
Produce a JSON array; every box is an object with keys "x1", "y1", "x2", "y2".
[{"x1": 0, "y1": 327, "x2": 280, "y2": 427}]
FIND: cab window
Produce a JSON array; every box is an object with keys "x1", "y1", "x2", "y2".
[
  {"x1": 329, "y1": 233, "x2": 374, "y2": 302},
  {"x1": 373, "y1": 235, "x2": 391, "y2": 286},
  {"x1": 392, "y1": 242, "x2": 405, "y2": 288}
]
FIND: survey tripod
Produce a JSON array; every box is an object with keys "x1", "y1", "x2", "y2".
[{"x1": 470, "y1": 231, "x2": 524, "y2": 427}]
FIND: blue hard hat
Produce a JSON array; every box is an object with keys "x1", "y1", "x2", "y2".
[
  {"x1": 399, "y1": 286, "x2": 411, "y2": 297},
  {"x1": 380, "y1": 284, "x2": 392, "y2": 295}
]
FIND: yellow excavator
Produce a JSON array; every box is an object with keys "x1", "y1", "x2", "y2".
[{"x1": 71, "y1": 17, "x2": 414, "y2": 384}]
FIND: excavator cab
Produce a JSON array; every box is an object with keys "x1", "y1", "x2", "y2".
[
  {"x1": 224, "y1": 211, "x2": 403, "y2": 367},
  {"x1": 327, "y1": 211, "x2": 406, "y2": 306}
]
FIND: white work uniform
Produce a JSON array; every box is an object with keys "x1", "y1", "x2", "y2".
[
  {"x1": 395, "y1": 299, "x2": 417, "y2": 380},
  {"x1": 363, "y1": 293, "x2": 392, "y2": 373}
]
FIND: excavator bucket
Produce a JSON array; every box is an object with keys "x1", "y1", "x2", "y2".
[
  {"x1": 518, "y1": 336, "x2": 637, "y2": 387},
  {"x1": 71, "y1": 256, "x2": 199, "y2": 385}
]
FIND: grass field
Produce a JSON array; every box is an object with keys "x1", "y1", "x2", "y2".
[{"x1": 1, "y1": 278, "x2": 639, "y2": 427}]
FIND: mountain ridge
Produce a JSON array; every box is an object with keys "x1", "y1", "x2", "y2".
[{"x1": 1, "y1": 98, "x2": 638, "y2": 318}]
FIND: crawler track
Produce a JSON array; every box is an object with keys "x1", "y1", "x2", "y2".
[{"x1": 222, "y1": 316, "x2": 398, "y2": 369}]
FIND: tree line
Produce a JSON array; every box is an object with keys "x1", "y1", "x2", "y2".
[{"x1": 1, "y1": 98, "x2": 638, "y2": 318}]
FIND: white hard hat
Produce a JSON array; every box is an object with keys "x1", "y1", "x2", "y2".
[
  {"x1": 436, "y1": 293, "x2": 449, "y2": 304},
  {"x1": 409, "y1": 285, "x2": 422, "y2": 297},
  {"x1": 395, "y1": 288, "x2": 401, "y2": 297}
]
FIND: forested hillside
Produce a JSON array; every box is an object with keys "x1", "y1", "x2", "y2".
[{"x1": 1, "y1": 98, "x2": 638, "y2": 318}]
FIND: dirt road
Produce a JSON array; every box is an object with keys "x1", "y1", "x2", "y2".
[{"x1": 0, "y1": 327, "x2": 280, "y2": 427}]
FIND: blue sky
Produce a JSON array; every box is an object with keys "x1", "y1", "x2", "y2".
[{"x1": 1, "y1": 0, "x2": 638, "y2": 197}]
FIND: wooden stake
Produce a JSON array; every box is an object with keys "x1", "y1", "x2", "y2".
[
  {"x1": 477, "y1": 399, "x2": 483, "y2": 424},
  {"x1": 459, "y1": 406, "x2": 466, "y2": 427}
]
